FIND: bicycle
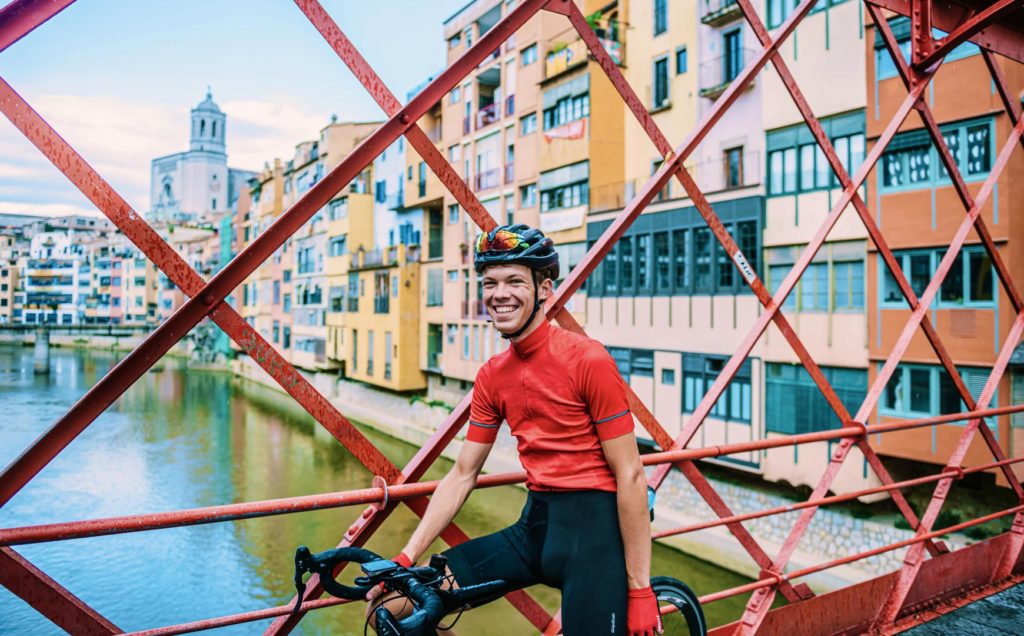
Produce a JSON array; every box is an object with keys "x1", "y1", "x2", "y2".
[{"x1": 292, "y1": 545, "x2": 706, "y2": 635}]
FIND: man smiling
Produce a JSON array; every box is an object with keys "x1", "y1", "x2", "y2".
[{"x1": 367, "y1": 224, "x2": 661, "y2": 635}]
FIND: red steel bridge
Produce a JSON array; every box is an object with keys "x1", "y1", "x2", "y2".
[{"x1": 1, "y1": 0, "x2": 1024, "y2": 633}]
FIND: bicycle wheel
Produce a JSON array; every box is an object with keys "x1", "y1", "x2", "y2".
[{"x1": 652, "y1": 576, "x2": 707, "y2": 636}]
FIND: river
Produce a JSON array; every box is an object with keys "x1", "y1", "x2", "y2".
[{"x1": 0, "y1": 345, "x2": 760, "y2": 634}]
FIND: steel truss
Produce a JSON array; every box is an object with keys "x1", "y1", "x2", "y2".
[{"x1": 0, "y1": 0, "x2": 1022, "y2": 633}]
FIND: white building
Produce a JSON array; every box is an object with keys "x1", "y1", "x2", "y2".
[
  {"x1": 22, "y1": 232, "x2": 90, "y2": 325},
  {"x1": 149, "y1": 90, "x2": 255, "y2": 224}
]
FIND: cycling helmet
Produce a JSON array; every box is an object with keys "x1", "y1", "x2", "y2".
[
  {"x1": 473, "y1": 224, "x2": 559, "y2": 280},
  {"x1": 474, "y1": 224, "x2": 559, "y2": 339}
]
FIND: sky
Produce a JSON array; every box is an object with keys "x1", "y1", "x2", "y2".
[{"x1": 0, "y1": 0, "x2": 471, "y2": 218}]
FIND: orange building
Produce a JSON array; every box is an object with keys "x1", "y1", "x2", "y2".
[{"x1": 865, "y1": 15, "x2": 1024, "y2": 482}]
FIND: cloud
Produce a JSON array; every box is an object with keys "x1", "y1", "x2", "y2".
[
  {"x1": 0, "y1": 201, "x2": 99, "y2": 217},
  {"x1": 0, "y1": 92, "x2": 337, "y2": 217},
  {"x1": 221, "y1": 98, "x2": 332, "y2": 169}
]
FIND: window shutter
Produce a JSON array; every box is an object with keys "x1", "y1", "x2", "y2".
[
  {"x1": 964, "y1": 368, "x2": 997, "y2": 429},
  {"x1": 1012, "y1": 374, "x2": 1024, "y2": 429}
]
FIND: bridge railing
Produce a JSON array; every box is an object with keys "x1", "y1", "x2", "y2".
[{"x1": 0, "y1": 0, "x2": 1022, "y2": 634}]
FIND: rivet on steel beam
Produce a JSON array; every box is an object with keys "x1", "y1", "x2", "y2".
[
  {"x1": 844, "y1": 420, "x2": 868, "y2": 441},
  {"x1": 201, "y1": 292, "x2": 215, "y2": 305},
  {"x1": 941, "y1": 466, "x2": 966, "y2": 481},
  {"x1": 399, "y1": 114, "x2": 410, "y2": 124}
]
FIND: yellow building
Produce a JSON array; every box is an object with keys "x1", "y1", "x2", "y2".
[{"x1": 0, "y1": 234, "x2": 18, "y2": 324}]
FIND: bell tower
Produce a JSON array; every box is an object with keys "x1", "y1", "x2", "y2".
[{"x1": 189, "y1": 87, "x2": 226, "y2": 154}]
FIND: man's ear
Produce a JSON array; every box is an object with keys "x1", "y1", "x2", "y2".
[{"x1": 538, "y1": 277, "x2": 555, "y2": 301}]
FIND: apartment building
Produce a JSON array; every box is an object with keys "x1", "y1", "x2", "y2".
[
  {"x1": 864, "y1": 15, "x2": 1024, "y2": 483},
  {"x1": 585, "y1": 0, "x2": 766, "y2": 470},
  {"x1": 759, "y1": 0, "x2": 872, "y2": 493},
  {"x1": 0, "y1": 234, "x2": 20, "y2": 324},
  {"x1": 22, "y1": 232, "x2": 90, "y2": 325}
]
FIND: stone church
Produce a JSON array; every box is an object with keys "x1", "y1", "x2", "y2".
[{"x1": 149, "y1": 90, "x2": 255, "y2": 223}]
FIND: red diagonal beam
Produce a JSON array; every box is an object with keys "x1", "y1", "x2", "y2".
[
  {"x1": 747, "y1": 87, "x2": 1024, "y2": 635},
  {"x1": 0, "y1": 76, "x2": 400, "y2": 495},
  {"x1": 870, "y1": 2, "x2": 1024, "y2": 495},
  {"x1": 0, "y1": 0, "x2": 75, "y2": 53},
  {"x1": 293, "y1": 0, "x2": 496, "y2": 230},
  {"x1": 909, "y1": 0, "x2": 934, "y2": 67},
  {"x1": 0, "y1": 0, "x2": 548, "y2": 510},
  {"x1": 916, "y1": 0, "x2": 1022, "y2": 70},
  {"x1": 733, "y1": 0, "x2": 957, "y2": 556},
  {"x1": 0, "y1": 68, "x2": 542, "y2": 635},
  {"x1": 0, "y1": 547, "x2": 120, "y2": 635},
  {"x1": 873, "y1": 304, "x2": 1024, "y2": 627}
]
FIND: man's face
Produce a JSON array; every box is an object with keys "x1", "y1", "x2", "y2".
[{"x1": 481, "y1": 264, "x2": 551, "y2": 334}]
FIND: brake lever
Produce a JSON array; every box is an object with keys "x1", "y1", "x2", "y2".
[{"x1": 292, "y1": 546, "x2": 313, "y2": 615}]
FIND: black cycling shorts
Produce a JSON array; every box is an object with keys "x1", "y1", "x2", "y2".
[{"x1": 442, "y1": 489, "x2": 627, "y2": 636}]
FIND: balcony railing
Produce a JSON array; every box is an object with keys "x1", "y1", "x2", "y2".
[
  {"x1": 505, "y1": 94, "x2": 515, "y2": 117},
  {"x1": 472, "y1": 300, "x2": 489, "y2": 320},
  {"x1": 504, "y1": 163, "x2": 515, "y2": 184},
  {"x1": 700, "y1": 49, "x2": 756, "y2": 99},
  {"x1": 474, "y1": 168, "x2": 501, "y2": 192},
  {"x1": 475, "y1": 102, "x2": 499, "y2": 129},
  {"x1": 700, "y1": 0, "x2": 741, "y2": 26}
]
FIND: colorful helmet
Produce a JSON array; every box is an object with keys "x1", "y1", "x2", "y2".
[{"x1": 473, "y1": 224, "x2": 559, "y2": 279}]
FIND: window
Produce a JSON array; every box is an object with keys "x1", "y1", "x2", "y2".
[
  {"x1": 464, "y1": 26, "x2": 473, "y2": 47},
  {"x1": 766, "y1": 364, "x2": 867, "y2": 434},
  {"x1": 520, "y1": 183, "x2": 537, "y2": 207},
  {"x1": 448, "y1": 33, "x2": 461, "y2": 49},
  {"x1": 448, "y1": 145, "x2": 460, "y2": 162},
  {"x1": 427, "y1": 269, "x2": 443, "y2": 306},
  {"x1": 329, "y1": 199, "x2": 347, "y2": 220},
  {"x1": 540, "y1": 181, "x2": 587, "y2": 212},
  {"x1": 875, "y1": 18, "x2": 980, "y2": 81},
  {"x1": 879, "y1": 119, "x2": 993, "y2": 191},
  {"x1": 590, "y1": 209, "x2": 760, "y2": 298},
  {"x1": 652, "y1": 56, "x2": 670, "y2": 109},
  {"x1": 273, "y1": 280, "x2": 281, "y2": 305},
  {"x1": 675, "y1": 46, "x2": 687, "y2": 74},
  {"x1": 683, "y1": 354, "x2": 751, "y2": 424},
  {"x1": 329, "y1": 236, "x2": 347, "y2": 257},
  {"x1": 653, "y1": 0, "x2": 667, "y2": 35},
  {"x1": 723, "y1": 29, "x2": 743, "y2": 84},
  {"x1": 880, "y1": 247, "x2": 993, "y2": 307},
  {"x1": 520, "y1": 43, "x2": 537, "y2": 66},
  {"x1": 520, "y1": 112, "x2": 537, "y2": 135},
  {"x1": 880, "y1": 363, "x2": 996, "y2": 422},
  {"x1": 767, "y1": 243, "x2": 864, "y2": 312},
  {"x1": 725, "y1": 147, "x2": 743, "y2": 188},
  {"x1": 450, "y1": 86, "x2": 461, "y2": 105},
  {"x1": 662, "y1": 368, "x2": 675, "y2": 385},
  {"x1": 767, "y1": 112, "x2": 866, "y2": 196},
  {"x1": 543, "y1": 93, "x2": 589, "y2": 130},
  {"x1": 448, "y1": 204, "x2": 460, "y2": 224}
]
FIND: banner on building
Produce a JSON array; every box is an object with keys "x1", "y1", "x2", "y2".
[{"x1": 543, "y1": 119, "x2": 586, "y2": 143}]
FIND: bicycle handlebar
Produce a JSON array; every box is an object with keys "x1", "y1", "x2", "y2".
[{"x1": 292, "y1": 545, "x2": 453, "y2": 636}]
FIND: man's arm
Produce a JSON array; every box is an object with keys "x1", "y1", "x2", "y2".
[
  {"x1": 400, "y1": 439, "x2": 493, "y2": 563},
  {"x1": 601, "y1": 432, "x2": 651, "y2": 589}
]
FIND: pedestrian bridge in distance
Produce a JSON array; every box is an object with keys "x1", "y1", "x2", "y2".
[{"x1": 1, "y1": 0, "x2": 1023, "y2": 634}]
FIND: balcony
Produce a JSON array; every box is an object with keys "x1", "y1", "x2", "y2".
[
  {"x1": 699, "y1": 50, "x2": 756, "y2": 100},
  {"x1": 475, "y1": 102, "x2": 499, "y2": 129},
  {"x1": 544, "y1": 36, "x2": 623, "y2": 79},
  {"x1": 474, "y1": 168, "x2": 501, "y2": 192},
  {"x1": 701, "y1": 0, "x2": 742, "y2": 26},
  {"x1": 504, "y1": 163, "x2": 515, "y2": 184}
]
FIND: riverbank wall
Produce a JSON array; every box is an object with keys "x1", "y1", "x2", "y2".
[
  {"x1": 0, "y1": 331, "x2": 155, "y2": 352},
  {"x1": 230, "y1": 353, "x2": 966, "y2": 593}
]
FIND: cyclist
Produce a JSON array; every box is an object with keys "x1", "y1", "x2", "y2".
[{"x1": 367, "y1": 224, "x2": 662, "y2": 636}]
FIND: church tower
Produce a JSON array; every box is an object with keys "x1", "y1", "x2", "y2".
[{"x1": 189, "y1": 88, "x2": 226, "y2": 155}]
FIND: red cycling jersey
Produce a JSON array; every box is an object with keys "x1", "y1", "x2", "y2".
[{"x1": 467, "y1": 319, "x2": 634, "y2": 492}]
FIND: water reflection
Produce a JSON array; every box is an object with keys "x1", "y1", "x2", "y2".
[{"x1": 0, "y1": 346, "x2": 754, "y2": 634}]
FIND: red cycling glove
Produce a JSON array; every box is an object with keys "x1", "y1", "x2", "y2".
[
  {"x1": 392, "y1": 552, "x2": 413, "y2": 568},
  {"x1": 627, "y1": 586, "x2": 662, "y2": 636}
]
